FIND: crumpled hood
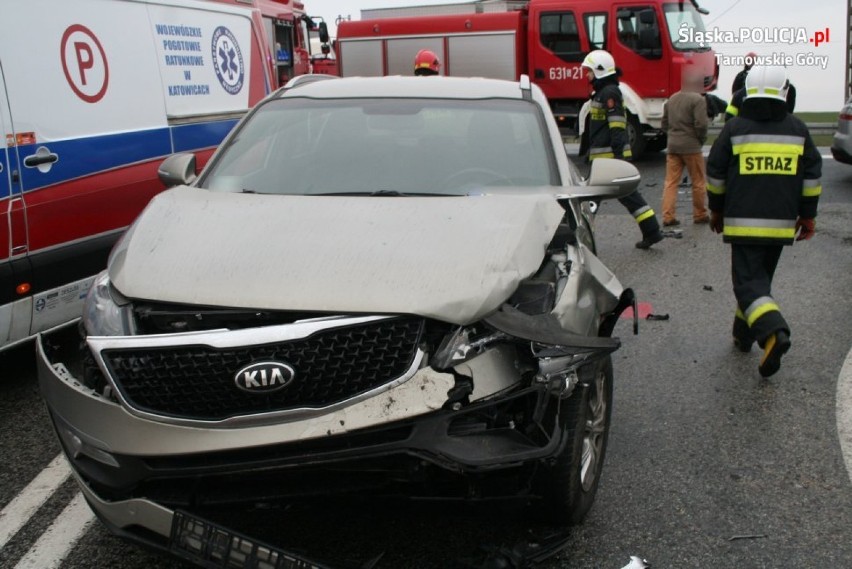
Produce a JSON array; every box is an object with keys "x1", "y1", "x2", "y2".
[{"x1": 110, "y1": 186, "x2": 565, "y2": 325}]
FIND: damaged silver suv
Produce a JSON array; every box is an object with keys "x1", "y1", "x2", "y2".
[{"x1": 38, "y1": 75, "x2": 639, "y2": 565}]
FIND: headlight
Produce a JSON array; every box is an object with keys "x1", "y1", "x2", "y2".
[
  {"x1": 431, "y1": 326, "x2": 508, "y2": 370},
  {"x1": 82, "y1": 271, "x2": 135, "y2": 336}
]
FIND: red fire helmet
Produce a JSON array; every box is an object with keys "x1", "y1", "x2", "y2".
[{"x1": 414, "y1": 49, "x2": 440, "y2": 75}]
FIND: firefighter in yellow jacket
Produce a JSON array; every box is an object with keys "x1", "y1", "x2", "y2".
[
  {"x1": 581, "y1": 50, "x2": 663, "y2": 249},
  {"x1": 706, "y1": 65, "x2": 822, "y2": 377}
]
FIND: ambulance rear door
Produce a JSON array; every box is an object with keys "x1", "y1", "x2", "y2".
[
  {"x1": 1, "y1": 0, "x2": 171, "y2": 340},
  {"x1": 0, "y1": 58, "x2": 33, "y2": 347}
]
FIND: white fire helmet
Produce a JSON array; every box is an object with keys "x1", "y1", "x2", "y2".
[
  {"x1": 745, "y1": 65, "x2": 789, "y2": 102},
  {"x1": 581, "y1": 50, "x2": 617, "y2": 79}
]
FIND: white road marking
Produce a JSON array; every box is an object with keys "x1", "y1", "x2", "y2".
[
  {"x1": 13, "y1": 492, "x2": 94, "y2": 569},
  {"x1": 0, "y1": 454, "x2": 70, "y2": 549},
  {"x1": 837, "y1": 347, "x2": 852, "y2": 485}
]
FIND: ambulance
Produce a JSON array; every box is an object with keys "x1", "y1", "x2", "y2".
[{"x1": 0, "y1": 0, "x2": 275, "y2": 351}]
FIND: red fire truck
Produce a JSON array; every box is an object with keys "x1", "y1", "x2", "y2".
[
  {"x1": 211, "y1": 0, "x2": 338, "y2": 85},
  {"x1": 337, "y1": 0, "x2": 718, "y2": 155}
]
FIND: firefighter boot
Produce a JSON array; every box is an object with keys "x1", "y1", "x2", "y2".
[
  {"x1": 758, "y1": 331, "x2": 791, "y2": 378},
  {"x1": 732, "y1": 317, "x2": 753, "y2": 352},
  {"x1": 635, "y1": 231, "x2": 664, "y2": 250}
]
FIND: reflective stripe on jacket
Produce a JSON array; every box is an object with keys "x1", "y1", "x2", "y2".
[
  {"x1": 588, "y1": 82, "x2": 632, "y2": 160},
  {"x1": 706, "y1": 110, "x2": 822, "y2": 245}
]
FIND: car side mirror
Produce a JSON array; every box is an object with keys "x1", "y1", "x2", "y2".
[
  {"x1": 158, "y1": 153, "x2": 197, "y2": 188},
  {"x1": 566, "y1": 158, "x2": 640, "y2": 200}
]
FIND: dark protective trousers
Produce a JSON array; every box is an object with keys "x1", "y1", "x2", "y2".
[
  {"x1": 618, "y1": 190, "x2": 660, "y2": 239},
  {"x1": 731, "y1": 243, "x2": 790, "y2": 346}
]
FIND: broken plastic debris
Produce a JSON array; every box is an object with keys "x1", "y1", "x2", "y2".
[
  {"x1": 620, "y1": 556, "x2": 650, "y2": 569},
  {"x1": 646, "y1": 313, "x2": 670, "y2": 321},
  {"x1": 464, "y1": 527, "x2": 571, "y2": 567},
  {"x1": 661, "y1": 229, "x2": 683, "y2": 239},
  {"x1": 621, "y1": 302, "x2": 654, "y2": 320},
  {"x1": 703, "y1": 285, "x2": 714, "y2": 291}
]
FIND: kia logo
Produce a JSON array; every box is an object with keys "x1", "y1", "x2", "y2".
[{"x1": 234, "y1": 361, "x2": 295, "y2": 393}]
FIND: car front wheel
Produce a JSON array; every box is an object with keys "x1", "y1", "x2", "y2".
[{"x1": 534, "y1": 355, "x2": 613, "y2": 526}]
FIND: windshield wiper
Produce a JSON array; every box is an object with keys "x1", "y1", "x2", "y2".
[
  {"x1": 311, "y1": 190, "x2": 457, "y2": 197},
  {"x1": 311, "y1": 190, "x2": 407, "y2": 196}
]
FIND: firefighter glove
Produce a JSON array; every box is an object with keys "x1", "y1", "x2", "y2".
[
  {"x1": 710, "y1": 211, "x2": 724, "y2": 234},
  {"x1": 795, "y1": 217, "x2": 815, "y2": 241}
]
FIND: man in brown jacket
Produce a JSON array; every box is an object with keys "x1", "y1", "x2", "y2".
[{"x1": 661, "y1": 70, "x2": 709, "y2": 226}]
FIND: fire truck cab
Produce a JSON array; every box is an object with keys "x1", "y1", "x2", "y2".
[{"x1": 337, "y1": 0, "x2": 718, "y2": 155}]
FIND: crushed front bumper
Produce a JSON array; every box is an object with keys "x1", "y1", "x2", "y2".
[{"x1": 37, "y1": 331, "x2": 577, "y2": 541}]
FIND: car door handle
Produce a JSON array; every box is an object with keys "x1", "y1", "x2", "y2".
[{"x1": 23, "y1": 147, "x2": 59, "y2": 168}]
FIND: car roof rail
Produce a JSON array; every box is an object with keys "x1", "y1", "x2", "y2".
[
  {"x1": 281, "y1": 74, "x2": 339, "y2": 92},
  {"x1": 519, "y1": 74, "x2": 532, "y2": 101}
]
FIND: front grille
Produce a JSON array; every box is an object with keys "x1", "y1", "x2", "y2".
[{"x1": 101, "y1": 318, "x2": 423, "y2": 421}]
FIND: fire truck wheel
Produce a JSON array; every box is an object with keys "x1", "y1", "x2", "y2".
[
  {"x1": 645, "y1": 136, "x2": 667, "y2": 153},
  {"x1": 533, "y1": 355, "x2": 613, "y2": 526},
  {"x1": 627, "y1": 113, "x2": 646, "y2": 159}
]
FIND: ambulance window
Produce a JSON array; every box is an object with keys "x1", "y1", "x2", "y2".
[
  {"x1": 539, "y1": 12, "x2": 583, "y2": 63},
  {"x1": 617, "y1": 7, "x2": 661, "y2": 59},
  {"x1": 583, "y1": 13, "x2": 608, "y2": 51}
]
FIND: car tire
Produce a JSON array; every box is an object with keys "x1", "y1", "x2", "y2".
[{"x1": 534, "y1": 355, "x2": 613, "y2": 526}]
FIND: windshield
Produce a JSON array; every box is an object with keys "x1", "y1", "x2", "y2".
[
  {"x1": 663, "y1": 2, "x2": 711, "y2": 52},
  {"x1": 200, "y1": 97, "x2": 558, "y2": 195}
]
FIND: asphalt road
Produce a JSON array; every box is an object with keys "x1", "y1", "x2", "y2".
[{"x1": 1, "y1": 149, "x2": 850, "y2": 569}]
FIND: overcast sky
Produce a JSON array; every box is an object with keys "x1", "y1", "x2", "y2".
[{"x1": 307, "y1": 0, "x2": 847, "y2": 111}]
